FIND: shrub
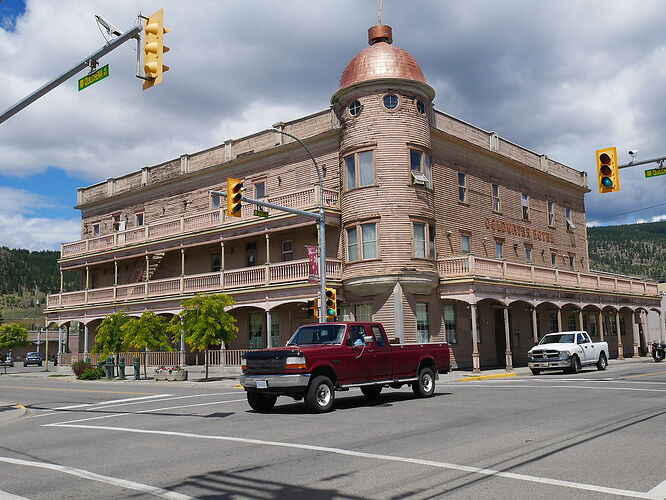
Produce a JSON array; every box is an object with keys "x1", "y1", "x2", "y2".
[
  {"x1": 71, "y1": 360, "x2": 93, "y2": 378},
  {"x1": 79, "y1": 367, "x2": 104, "y2": 380}
]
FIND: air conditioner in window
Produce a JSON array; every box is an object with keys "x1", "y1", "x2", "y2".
[{"x1": 411, "y1": 171, "x2": 429, "y2": 186}]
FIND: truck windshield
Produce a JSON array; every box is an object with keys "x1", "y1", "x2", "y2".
[
  {"x1": 539, "y1": 334, "x2": 575, "y2": 345},
  {"x1": 287, "y1": 325, "x2": 347, "y2": 345}
]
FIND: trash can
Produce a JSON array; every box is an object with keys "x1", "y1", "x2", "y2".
[
  {"x1": 118, "y1": 357, "x2": 126, "y2": 380},
  {"x1": 104, "y1": 357, "x2": 114, "y2": 379},
  {"x1": 133, "y1": 357, "x2": 141, "y2": 380}
]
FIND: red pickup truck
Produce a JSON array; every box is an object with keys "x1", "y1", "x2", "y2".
[{"x1": 240, "y1": 322, "x2": 450, "y2": 412}]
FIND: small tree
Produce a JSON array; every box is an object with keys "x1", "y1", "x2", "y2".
[
  {"x1": 92, "y1": 311, "x2": 131, "y2": 368},
  {"x1": 170, "y1": 294, "x2": 238, "y2": 380},
  {"x1": 123, "y1": 312, "x2": 172, "y2": 378},
  {"x1": 0, "y1": 323, "x2": 29, "y2": 374}
]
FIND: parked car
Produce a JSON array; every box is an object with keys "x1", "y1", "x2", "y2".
[
  {"x1": 0, "y1": 353, "x2": 14, "y2": 367},
  {"x1": 527, "y1": 331, "x2": 608, "y2": 375},
  {"x1": 240, "y1": 322, "x2": 451, "y2": 412},
  {"x1": 23, "y1": 352, "x2": 43, "y2": 367}
]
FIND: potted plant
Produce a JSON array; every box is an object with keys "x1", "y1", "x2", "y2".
[
  {"x1": 154, "y1": 366, "x2": 168, "y2": 381},
  {"x1": 167, "y1": 366, "x2": 188, "y2": 381}
]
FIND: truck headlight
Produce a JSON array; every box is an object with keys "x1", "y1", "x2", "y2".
[
  {"x1": 285, "y1": 356, "x2": 307, "y2": 369},
  {"x1": 561, "y1": 351, "x2": 571, "y2": 358}
]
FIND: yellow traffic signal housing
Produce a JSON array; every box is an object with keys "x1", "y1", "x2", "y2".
[
  {"x1": 325, "y1": 288, "x2": 337, "y2": 320},
  {"x1": 596, "y1": 147, "x2": 621, "y2": 193},
  {"x1": 142, "y1": 8, "x2": 170, "y2": 90},
  {"x1": 307, "y1": 298, "x2": 320, "y2": 318},
  {"x1": 227, "y1": 178, "x2": 244, "y2": 217}
]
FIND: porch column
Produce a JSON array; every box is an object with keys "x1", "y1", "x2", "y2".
[
  {"x1": 616, "y1": 311, "x2": 624, "y2": 359},
  {"x1": 645, "y1": 311, "x2": 652, "y2": 356},
  {"x1": 556, "y1": 308, "x2": 562, "y2": 332},
  {"x1": 598, "y1": 310, "x2": 604, "y2": 342},
  {"x1": 578, "y1": 309, "x2": 584, "y2": 332},
  {"x1": 180, "y1": 329, "x2": 185, "y2": 367},
  {"x1": 220, "y1": 241, "x2": 225, "y2": 290},
  {"x1": 265, "y1": 233, "x2": 271, "y2": 286},
  {"x1": 266, "y1": 309, "x2": 272, "y2": 349},
  {"x1": 470, "y1": 304, "x2": 480, "y2": 373},
  {"x1": 632, "y1": 311, "x2": 640, "y2": 358},
  {"x1": 83, "y1": 324, "x2": 89, "y2": 358},
  {"x1": 180, "y1": 248, "x2": 185, "y2": 275},
  {"x1": 60, "y1": 271, "x2": 64, "y2": 293},
  {"x1": 85, "y1": 266, "x2": 90, "y2": 289},
  {"x1": 145, "y1": 255, "x2": 150, "y2": 281},
  {"x1": 531, "y1": 307, "x2": 539, "y2": 344},
  {"x1": 58, "y1": 325, "x2": 62, "y2": 354},
  {"x1": 114, "y1": 260, "x2": 118, "y2": 285},
  {"x1": 503, "y1": 307, "x2": 512, "y2": 371}
]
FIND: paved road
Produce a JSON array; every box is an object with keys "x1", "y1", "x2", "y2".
[{"x1": 0, "y1": 360, "x2": 665, "y2": 499}]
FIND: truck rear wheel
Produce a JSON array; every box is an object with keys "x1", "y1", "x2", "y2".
[
  {"x1": 412, "y1": 367, "x2": 435, "y2": 398},
  {"x1": 361, "y1": 385, "x2": 382, "y2": 400},
  {"x1": 305, "y1": 375, "x2": 335, "y2": 413},
  {"x1": 247, "y1": 392, "x2": 277, "y2": 412}
]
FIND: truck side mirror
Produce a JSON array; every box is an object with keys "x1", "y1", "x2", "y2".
[{"x1": 363, "y1": 335, "x2": 374, "y2": 344}]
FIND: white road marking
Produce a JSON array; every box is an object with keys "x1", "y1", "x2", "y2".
[
  {"x1": 0, "y1": 456, "x2": 195, "y2": 499},
  {"x1": 441, "y1": 383, "x2": 666, "y2": 393},
  {"x1": 648, "y1": 479, "x2": 666, "y2": 498},
  {"x1": 46, "y1": 423, "x2": 662, "y2": 499},
  {"x1": 0, "y1": 489, "x2": 28, "y2": 499},
  {"x1": 89, "y1": 392, "x2": 241, "y2": 411},
  {"x1": 33, "y1": 394, "x2": 173, "y2": 417},
  {"x1": 136, "y1": 399, "x2": 247, "y2": 413}
]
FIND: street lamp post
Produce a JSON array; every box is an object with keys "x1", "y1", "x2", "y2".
[{"x1": 272, "y1": 125, "x2": 327, "y2": 322}]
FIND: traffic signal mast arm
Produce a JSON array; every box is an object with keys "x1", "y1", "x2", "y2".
[
  {"x1": 619, "y1": 155, "x2": 666, "y2": 169},
  {"x1": 0, "y1": 24, "x2": 141, "y2": 125}
]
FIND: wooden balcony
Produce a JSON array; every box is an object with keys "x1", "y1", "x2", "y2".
[
  {"x1": 61, "y1": 187, "x2": 340, "y2": 259},
  {"x1": 47, "y1": 258, "x2": 342, "y2": 310},
  {"x1": 438, "y1": 256, "x2": 660, "y2": 296}
]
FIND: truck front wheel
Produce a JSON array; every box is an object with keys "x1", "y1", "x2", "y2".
[
  {"x1": 412, "y1": 367, "x2": 435, "y2": 398},
  {"x1": 305, "y1": 375, "x2": 335, "y2": 413},
  {"x1": 568, "y1": 355, "x2": 581, "y2": 374},
  {"x1": 247, "y1": 392, "x2": 277, "y2": 412}
]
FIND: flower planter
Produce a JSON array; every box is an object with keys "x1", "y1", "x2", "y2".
[
  {"x1": 167, "y1": 369, "x2": 188, "y2": 381},
  {"x1": 154, "y1": 369, "x2": 168, "y2": 381}
]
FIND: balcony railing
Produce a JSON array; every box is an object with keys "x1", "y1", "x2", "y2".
[
  {"x1": 438, "y1": 256, "x2": 660, "y2": 296},
  {"x1": 61, "y1": 187, "x2": 340, "y2": 258},
  {"x1": 47, "y1": 258, "x2": 342, "y2": 309}
]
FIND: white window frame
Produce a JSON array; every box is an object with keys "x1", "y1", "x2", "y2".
[
  {"x1": 135, "y1": 212, "x2": 144, "y2": 227},
  {"x1": 491, "y1": 183, "x2": 500, "y2": 212},
  {"x1": 281, "y1": 240, "x2": 294, "y2": 261},
  {"x1": 346, "y1": 222, "x2": 378, "y2": 262},
  {"x1": 565, "y1": 207, "x2": 575, "y2": 231},
  {"x1": 344, "y1": 150, "x2": 375, "y2": 191},
  {"x1": 410, "y1": 149, "x2": 432, "y2": 187},
  {"x1": 444, "y1": 303, "x2": 457, "y2": 343},
  {"x1": 254, "y1": 181, "x2": 266, "y2": 199},
  {"x1": 547, "y1": 201, "x2": 555, "y2": 227},
  {"x1": 211, "y1": 193, "x2": 222, "y2": 210},
  {"x1": 457, "y1": 171, "x2": 467, "y2": 203},
  {"x1": 416, "y1": 303, "x2": 430, "y2": 343},
  {"x1": 525, "y1": 245, "x2": 533, "y2": 264},
  {"x1": 495, "y1": 240, "x2": 504, "y2": 259},
  {"x1": 412, "y1": 222, "x2": 436, "y2": 259},
  {"x1": 461, "y1": 234, "x2": 471, "y2": 255},
  {"x1": 521, "y1": 192, "x2": 530, "y2": 221},
  {"x1": 355, "y1": 304, "x2": 373, "y2": 322}
]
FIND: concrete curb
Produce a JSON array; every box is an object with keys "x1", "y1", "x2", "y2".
[{"x1": 457, "y1": 372, "x2": 519, "y2": 382}]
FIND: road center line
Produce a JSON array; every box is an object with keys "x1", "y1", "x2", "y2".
[
  {"x1": 440, "y1": 383, "x2": 666, "y2": 393},
  {"x1": 46, "y1": 423, "x2": 660, "y2": 499},
  {"x1": 0, "y1": 456, "x2": 194, "y2": 500}
]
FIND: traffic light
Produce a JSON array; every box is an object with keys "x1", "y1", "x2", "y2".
[
  {"x1": 325, "y1": 288, "x2": 336, "y2": 320},
  {"x1": 142, "y1": 8, "x2": 170, "y2": 90},
  {"x1": 307, "y1": 298, "x2": 320, "y2": 318},
  {"x1": 227, "y1": 178, "x2": 244, "y2": 217},
  {"x1": 336, "y1": 299, "x2": 342, "y2": 318},
  {"x1": 596, "y1": 147, "x2": 621, "y2": 193}
]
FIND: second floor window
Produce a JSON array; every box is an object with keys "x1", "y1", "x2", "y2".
[
  {"x1": 547, "y1": 201, "x2": 555, "y2": 226},
  {"x1": 525, "y1": 245, "x2": 533, "y2": 264},
  {"x1": 461, "y1": 234, "x2": 471, "y2": 254},
  {"x1": 344, "y1": 150, "x2": 374, "y2": 190},
  {"x1": 211, "y1": 193, "x2": 222, "y2": 210},
  {"x1": 566, "y1": 207, "x2": 575, "y2": 231},
  {"x1": 92, "y1": 223, "x2": 100, "y2": 236},
  {"x1": 281, "y1": 240, "x2": 293, "y2": 261},
  {"x1": 551, "y1": 252, "x2": 557, "y2": 267},
  {"x1": 254, "y1": 181, "x2": 266, "y2": 199},
  {"x1": 410, "y1": 149, "x2": 431, "y2": 187},
  {"x1": 211, "y1": 253, "x2": 221, "y2": 272},
  {"x1": 413, "y1": 222, "x2": 435, "y2": 259},
  {"x1": 521, "y1": 192, "x2": 530, "y2": 220},
  {"x1": 495, "y1": 240, "x2": 504, "y2": 259},
  {"x1": 346, "y1": 222, "x2": 377, "y2": 261},
  {"x1": 135, "y1": 213, "x2": 144, "y2": 227},
  {"x1": 491, "y1": 183, "x2": 500, "y2": 212},
  {"x1": 457, "y1": 172, "x2": 467, "y2": 203}
]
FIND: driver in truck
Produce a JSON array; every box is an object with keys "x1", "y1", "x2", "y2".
[{"x1": 352, "y1": 327, "x2": 365, "y2": 346}]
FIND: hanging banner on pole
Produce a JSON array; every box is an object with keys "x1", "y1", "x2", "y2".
[{"x1": 306, "y1": 245, "x2": 319, "y2": 283}]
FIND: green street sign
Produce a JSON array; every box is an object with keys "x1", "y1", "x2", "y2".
[
  {"x1": 254, "y1": 209, "x2": 269, "y2": 218},
  {"x1": 78, "y1": 64, "x2": 109, "y2": 91},
  {"x1": 645, "y1": 167, "x2": 666, "y2": 178}
]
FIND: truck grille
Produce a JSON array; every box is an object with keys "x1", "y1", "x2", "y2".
[
  {"x1": 246, "y1": 357, "x2": 285, "y2": 374},
  {"x1": 531, "y1": 349, "x2": 561, "y2": 360}
]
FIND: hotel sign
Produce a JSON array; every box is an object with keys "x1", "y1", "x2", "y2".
[{"x1": 485, "y1": 218, "x2": 554, "y2": 243}]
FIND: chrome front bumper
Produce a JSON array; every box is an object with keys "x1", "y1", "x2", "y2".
[
  {"x1": 240, "y1": 373, "x2": 311, "y2": 390},
  {"x1": 528, "y1": 358, "x2": 572, "y2": 369}
]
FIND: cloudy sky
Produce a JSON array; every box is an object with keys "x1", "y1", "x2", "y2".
[{"x1": 1, "y1": 0, "x2": 666, "y2": 250}]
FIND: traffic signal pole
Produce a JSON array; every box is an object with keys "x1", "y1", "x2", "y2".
[
  {"x1": 0, "y1": 24, "x2": 141, "y2": 125},
  {"x1": 619, "y1": 155, "x2": 666, "y2": 169}
]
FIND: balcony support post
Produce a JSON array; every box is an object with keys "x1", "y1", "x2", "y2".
[
  {"x1": 114, "y1": 260, "x2": 118, "y2": 285},
  {"x1": 616, "y1": 311, "x2": 624, "y2": 359},
  {"x1": 598, "y1": 310, "x2": 604, "y2": 342},
  {"x1": 557, "y1": 308, "x2": 563, "y2": 332},
  {"x1": 578, "y1": 308, "x2": 584, "y2": 331},
  {"x1": 467, "y1": 254, "x2": 475, "y2": 274},
  {"x1": 503, "y1": 307, "x2": 512, "y2": 371},
  {"x1": 60, "y1": 271, "x2": 64, "y2": 293},
  {"x1": 85, "y1": 266, "x2": 90, "y2": 290},
  {"x1": 470, "y1": 303, "x2": 480, "y2": 373},
  {"x1": 531, "y1": 307, "x2": 539, "y2": 344},
  {"x1": 83, "y1": 324, "x2": 89, "y2": 359},
  {"x1": 632, "y1": 311, "x2": 640, "y2": 358},
  {"x1": 266, "y1": 309, "x2": 272, "y2": 349}
]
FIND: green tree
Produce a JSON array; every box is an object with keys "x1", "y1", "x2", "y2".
[
  {"x1": 170, "y1": 294, "x2": 238, "y2": 380},
  {"x1": 123, "y1": 312, "x2": 172, "y2": 378},
  {"x1": 0, "y1": 323, "x2": 29, "y2": 374},
  {"x1": 92, "y1": 312, "x2": 131, "y2": 368}
]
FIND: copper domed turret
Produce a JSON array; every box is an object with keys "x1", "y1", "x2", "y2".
[{"x1": 338, "y1": 25, "x2": 427, "y2": 90}]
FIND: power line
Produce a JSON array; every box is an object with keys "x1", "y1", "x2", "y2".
[{"x1": 587, "y1": 201, "x2": 666, "y2": 223}]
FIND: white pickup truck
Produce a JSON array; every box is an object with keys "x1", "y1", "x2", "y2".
[{"x1": 527, "y1": 331, "x2": 608, "y2": 375}]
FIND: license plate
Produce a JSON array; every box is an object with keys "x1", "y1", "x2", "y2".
[
  {"x1": 256, "y1": 380, "x2": 268, "y2": 389},
  {"x1": 538, "y1": 363, "x2": 549, "y2": 367}
]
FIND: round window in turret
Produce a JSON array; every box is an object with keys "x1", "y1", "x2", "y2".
[
  {"x1": 416, "y1": 99, "x2": 426, "y2": 114},
  {"x1": 349, "y1": 100, "x2": 362, "y2": 116},
  {"x1": 383, "y1": 94, "x2": 399, "y2": 110}
]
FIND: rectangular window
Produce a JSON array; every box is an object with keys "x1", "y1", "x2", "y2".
[
  {"x1": 281, "y1": 240, "x2": 294, "y2": 261},
  {"x1": 551, "y1": 252, "x2": 557, "y2": 267},
  {"x1": 211, "y1": 193, "x2": 221, "y2": 210},
  {"x1": 344, "y1": 150, "x2": 375, "y2": 190},
  {"x1": 495, "y1": 240, "x2": 503, "y2": 259},
  {"x1": 608, "y1": 312, "x2": 618, "y2": 336},
  {"x1": 568, "y1": 253, "x2": 575, "y2": 269},
  {"x1": 413, "y1": 222, "x2": 426, "y2": 258},
  {"x1": 92, "y1": 223, "x2": 100, "y2": 236},
  {"x1": 410, "y1": 149, "x2": 432, "y2": 187},
  {"x1": 619, "y1": 315, "x2": 627, "y2": 336},
  {"x1": 254, "y1": 181, "x2": 266, "y2": 199},
  {"x1": 347, "y1": 223, "x2": 377, "y2": 261},
  {"x1": 271, "y1": 312, "x2": 280, "y2": 348},
  {"x1": 428, "y1": 224, "x2": 436, "y2": 259},
  {"x1": 211, "y1": 253, "x2": 221, "y2": 272},
  {"x1": 461, "y1": 234, "x2": 471, "y2": 255},
  {"x1": 346, "y1": 227, "x2": 358, "y2": 262},
  {"x1": 246, "y1": 242, "x2": 257, "y2": 267},
  {"x1": 355, "y1": 304, "x2": 373, "y2": 322},
  {"x1": 567, "y1": 313, "x2": 577, "y2": 331},
  {"x1": 444, "y1": 303, "x2": 456, "y2": 343},
  {"x1": 112, "y1": 214, "x2": 121, "y2": 231},
  {"x1": 491, "y1": 183, "x2": 500, "y2": 212},
  {"x1": 549, "y1": 311, "x2": 558, "y2": 333},
  {"x1": 135, "y1": 213, "x2": 144, "y2": 227},
  {"x1": 521, "y1": 192, "x2": 530, "y2": 220},
  {"x1": 586, "y1": 314, "x2": 598, "y2": 337},
  {"x1": 525, "y1": 245, "x2": 533, "y2": 264},
  {"x1": 547, "y1": 201, "x2": 555, "y2": 227},
  {"x1": 457, "y1": 172, "x2": 467, "y2": 203},
  {"x1": 248, "y1": 311, "x2": 264, "y2": 349},
  {"x1": 566, "y1": 207, "x2": 575, "y2": 231},
  {"x1": 416, "y1": 303, "x2": 430, "y2": 343}
]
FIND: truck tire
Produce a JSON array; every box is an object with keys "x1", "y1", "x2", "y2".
[
  {"x1": 412, "y1": 367, "x2": 435, "y2": 398},
  {"x1": 361, "y1": 385, "x2": 382, "y2": 400},
  {"x1": 305, "y1": 376, "x2": 335, "y2": 413},
  {"x1": 246, "y1": 392, "x2": 277, "y2": 412},
  {"x1": 568, "y1": 355, "x2": 581, "y2": 374},
  {"x1": 596, "y1": 353, "x2": 608, "y2": 371},
  {"x1": 530, "y1": 369, "x2": 540, "y2": 376}
]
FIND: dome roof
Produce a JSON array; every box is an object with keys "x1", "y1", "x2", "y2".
[{"x1": 338, "y1": 25, "x2": 427, "y2": 90}]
